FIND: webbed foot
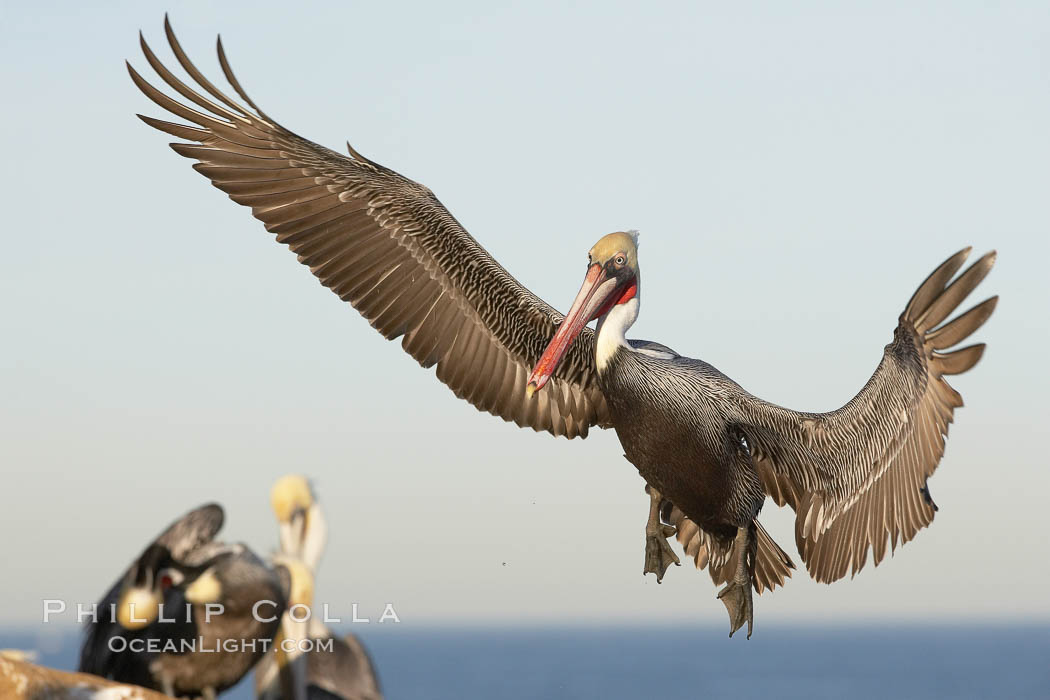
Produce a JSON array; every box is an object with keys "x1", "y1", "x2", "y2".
[
  {"x1": 643, "y1": 523, "x2": 680, "y2": 582},
  {"x1": 717, "y1": 578, "x2": 754, "y2": 639}
]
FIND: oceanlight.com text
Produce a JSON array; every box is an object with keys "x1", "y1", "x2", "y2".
[{"x1": 106, "y1": 636, "x2": 336, "y2": 654}]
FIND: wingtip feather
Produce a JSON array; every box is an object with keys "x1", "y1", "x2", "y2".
[
  {"x1": 933, "y1": 343, "x2": 986, "y2": 375},
  {"x1": 903, "y1": 247, "x2": 973, "y2": 319}
]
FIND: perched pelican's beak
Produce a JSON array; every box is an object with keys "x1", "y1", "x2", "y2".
[
  {"x1": 273, "y1": 555, "x2": 314, "y2": 700},
  {"x1": 527, "y1": 262, "x2": 623, "y2": 395},
  {"x1": 299, "y1": 502, "x2": 327, "y2": 572},
  {"x1": 279, "y1": 509, "x2": 307, "y2": 560}
]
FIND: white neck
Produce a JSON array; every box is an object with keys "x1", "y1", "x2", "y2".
[{"x1": 595, "y1": 294, "x2": 639, "y2": 372}]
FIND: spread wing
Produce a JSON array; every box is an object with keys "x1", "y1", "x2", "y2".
[
  {"x1": 128, "y1": 18, "x2": 609, "y2": 438},
  {"x1": 736, "y1": 248, "x2": 997, "y2": 583}
]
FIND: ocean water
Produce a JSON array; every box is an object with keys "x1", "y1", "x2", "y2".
[{"x1": 3, "y1": 624, "x2": 1047, "y2": 699}]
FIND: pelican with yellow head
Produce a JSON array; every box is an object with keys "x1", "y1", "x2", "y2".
[{"x1": 257, "y1": 475, "x2": 384, "y2": 700}]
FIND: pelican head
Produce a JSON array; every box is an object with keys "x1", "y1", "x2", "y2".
[
  {"x1": 527, "y1": 231, "x2": 640, "y2": 395},
  {"x1": 115, "y1": 544, "x2": 172, "y2": 630},
  {"x1": 270, "y1": 474, "x2": 327, "y2": 570}
]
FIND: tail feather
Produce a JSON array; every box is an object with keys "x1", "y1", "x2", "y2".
[
  {"x1": 753, "y1": 521, "x2": 795, "y2": 594},
  {"x1": 668, "y1": 505, "x2": 794, "y2": 594}
]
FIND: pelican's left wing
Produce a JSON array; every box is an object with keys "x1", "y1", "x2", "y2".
[
  {"x1": 732, "y1": 249, "x2": 996, "y2": 583},
  {"x1": 129, "y1": 18, "x2": 609, "y2": 439}
]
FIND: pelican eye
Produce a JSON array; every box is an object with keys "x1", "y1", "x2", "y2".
[
  {"x1": 731, "y1": 427, "x2": 750, "y2": 454},
  {"x1": 158, "y1": 567, "x2": 181, "y2": 590},
  {"x1": 614, "y1": 255, "x2": 626, "y2": 266}
]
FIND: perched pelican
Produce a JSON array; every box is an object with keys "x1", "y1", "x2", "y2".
[
  {"x1": 129, "y1": 19, "x2": 998, "y2": 637},
  {"x1": 256, "y1": 476, "x2": 383, "y2": 700},
  {"x1": 80, "y1": 503, "x2": 289, "y2": 697}
]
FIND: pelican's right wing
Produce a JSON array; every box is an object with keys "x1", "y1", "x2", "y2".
[{"x1": 128, "y1": 18, "x2": 609, "y2": 438}]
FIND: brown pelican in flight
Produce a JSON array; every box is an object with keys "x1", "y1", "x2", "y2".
[
  {"x1": 256, "y1": 476, "x2": 383, "y2": 700},
  {"x1": 79, "y1": 503, "x2": 289, "y2": 697},
  {"x1": 129, "y1": 18, "x2": 998, "y2": 637}
]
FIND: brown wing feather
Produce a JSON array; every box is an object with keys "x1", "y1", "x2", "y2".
[
  {"x1": 130, "y1": 18, "x2": 609, "y2": 438},
  {"x1": 741, "y1": 249, "x2": 997, "y2": 583}
]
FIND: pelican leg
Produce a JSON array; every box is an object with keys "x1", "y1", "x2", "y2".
[
  {"x1": 643, "y1": 486, "x2": 680, "y2": 582},
  {"x1": 716, "y1": 523, "x2": 755, "y2": 639}
]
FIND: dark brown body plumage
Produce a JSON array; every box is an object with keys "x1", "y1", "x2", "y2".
[
  {"x1": 154, "y1": 547, "x2": 286, "y2": 697},
  {"x1": 601, "y1": 350, "x2": 764, "y2": 537}
]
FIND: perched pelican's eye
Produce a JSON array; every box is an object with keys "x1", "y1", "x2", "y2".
[{"x1": 614, "y1": 255, "x2": 626, "y2": 266}]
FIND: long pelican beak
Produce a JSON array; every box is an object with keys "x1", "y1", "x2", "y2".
[
  {"x1": 273, "y1": 555, "x2": 313, "y2": 700},
  {"x1": 299, "y1": 502, "x2": 327, "y2": 572},
  {"x1": 527, "y1": 263, "x2": 622, "y2": 395},
  {"x1": 272, "y1": 475, "x2": 318, "y2": 563},
  {"x1": 278, "y1": 509, "x2": 307, "y2": 559}
]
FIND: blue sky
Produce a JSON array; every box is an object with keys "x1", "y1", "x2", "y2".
[{"x1": 1, "y1": 1, "x2": 1048, "y2": 626}]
